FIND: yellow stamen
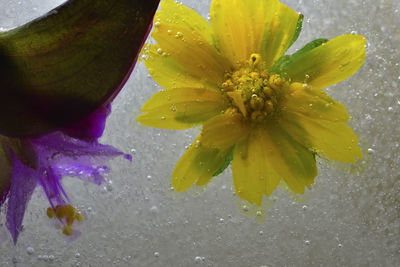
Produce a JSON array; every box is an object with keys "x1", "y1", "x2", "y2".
[
  {"x1": 249, "y1": 53, "x2": 262, "y2": 67},
  {"x1": 62, "y1": 225, "x2": 73, "y2": 236}
]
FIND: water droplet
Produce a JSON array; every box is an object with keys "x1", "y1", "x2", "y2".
[
  {"x1": 259, "y1": 230, "x2": 264, "y2": 235},
  {"x1": 338, "y1": 243, "x2": 343, "y2": 248},
  {"x1": 175, "y1": 32, "x2": 183, "y2": 38},
  {"x1": 161, "y1": 116, "x2": 166, "y2": 120},
  {"x1": 147, "y1": 175, "x2": 152, "y2": 180},
  {"x1": 150, "y1": 206, "x2": 159, "y2": 213},
  {"x1": 304, "y1": 240, "x2": 311, "y2": 245},
  {"x1": 26, "y1": 247, "x2": 34, "y2": 255},
  {"x1": 156, "y1": 48, "x2": 163, "y2": 55},
  {"x1": 302, "y1": 205, "x2": 308, "y2": 210},
  {"x1": 388, "y1": 106, "x2": 393, "y2": 111},
  {"x1": 75, "y1": 253, "x2": 81, "y2": 258},
  {"x1": 140, "y1": 54, "x2": 148, "y2": 60},
  {"x1": 154, "y1": 21, "x2": 160, "y2": 28},
  {"x1": 242, "y1": 205, "x2": 249, "y2": 212},
  {"x1": 256, "y1": 211, "x2": 262, "y2": 216},
  {"x1": 219, "y1": 218, "x2": 225, "y2": 223},
  {"x1": 154, "y1": 252, "x2": 160, "y2": 257},
  {"x1": 194, "y1": 256, "x2": 203, "y2": 263}
]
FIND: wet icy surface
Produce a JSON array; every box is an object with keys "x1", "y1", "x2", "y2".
[{"x1": 0, "y1": 0, "x2": 399, "y2": 266}]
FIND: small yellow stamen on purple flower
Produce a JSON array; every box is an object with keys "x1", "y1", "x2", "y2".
[{"x1": 46, "y1": 204, "x2": 84, "y2": 236}]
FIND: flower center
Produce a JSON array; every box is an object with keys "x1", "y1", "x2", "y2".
[{"x1": 221, "y1": 54, "x2": 285, "y2": 123}]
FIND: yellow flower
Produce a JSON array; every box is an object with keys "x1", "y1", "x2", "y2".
[{"x1": 138, "y1": 0, "x2": 366, "y2": 206}]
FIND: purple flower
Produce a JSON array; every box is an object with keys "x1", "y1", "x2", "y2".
[{"x1": 1, "y1": 105, "x2": 131, "y2": 244}]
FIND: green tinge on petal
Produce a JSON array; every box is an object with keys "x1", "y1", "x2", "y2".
[
  {"x1": 279, "y1": 111, "x2": 362, "y2": 163},
  {"x1": 212, "y1": 149, "x2": 233, "y2": 177},
  {"x1": 172, "y1": 136, "x2": 232, "y2": 191},
  {"x1": 201, "y1": 113, "x2": 250, "y2": 150},
  {"x1": 138, "y1": 87, "x2": 227, "y2": 130},
  {"x1": 282, "y1": 82, "x2": 350, "y2": 122},
  {"x1": 259, "y1": 0, "x2": 301, "y2": 69},
  {"x1": 284, "y1": 34, "x2": 367, "y2": 88},
  {"x1": 265, "y1": 124, "x2": 317, "y2": 194},
  {"x1": 0, "y1": 0, "x2": 160, "y2": 137},
  {"x1": 269, "y1": 38, "x2": 328, "y2": 75}
]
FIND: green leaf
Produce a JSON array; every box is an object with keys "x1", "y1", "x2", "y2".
[
  {"x1": 213, "y1": 148, "x2": 234, "y2": 177},
  {"x1": 269, "y1": 38, "x2": 328, "y2": 75},
  {"x1": 0, "y1": 0, "x2": 160, "y2": 137}
]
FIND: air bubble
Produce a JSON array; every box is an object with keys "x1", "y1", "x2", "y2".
[{"x1": 26, "y1": 247, "x2": 34, "y2": 255}]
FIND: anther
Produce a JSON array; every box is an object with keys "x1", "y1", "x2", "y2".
[
  {"x1": 250, "y1": 96, "x2": 264, "y2": 110},
  {"x1": 62, "y1": 225, "x2": 73, "y2": 236},
  {"x1": 249, "y1": 54, "x2": 262, "y2": 67}
]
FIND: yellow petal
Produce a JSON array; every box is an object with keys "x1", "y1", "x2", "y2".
[
  {"x1": 263, "y1": 125, "x2": 317, "y2": 194},
  {"x1": 201, "y1": 113, "x2": 250, "y2": 150},
  {"x1": 279, "y1": 111, "x2": 363, "y2": 163},
  {"x1": 156, "y1": 0, "x2": 214, "y2": 45},
  {"x1": 172, "y1": 136, "x2": 232, "y2": 191},
  {"x1": 143, "y1": 44, "x2": 205, "y2": 90},
  {"x1": 138, "y1": 87, "x2": 227, "y2": 129},
  {"x1": 258, "y1": 0, "x2": 300, "y2": 68},
  {"x1": 285, "y1": 34, "x2": 366, "y2": 88},
  {"x1": 232, "y1": 129, "x2": 281, "y2": 205},
  {"x1": 210, "y1": 0, "x2": 299, "y2": 66},
  {"x1": 142, "y1": 0, "x2": 220, "y2": 90},
  {"x1": 152, "y1": 23, "x2": 232, "y2": 86},
  {"x1": 282, "y1": 82, "x2": 349, "y2": 122}
]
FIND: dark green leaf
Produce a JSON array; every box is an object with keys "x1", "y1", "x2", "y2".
[{"x1": 0, "y1": 0, "x2": 160, "y2": 137}]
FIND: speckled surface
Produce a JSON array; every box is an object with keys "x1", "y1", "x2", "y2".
[{"x1": 0, "y1": 0, "x2": 399, "y2": 266}]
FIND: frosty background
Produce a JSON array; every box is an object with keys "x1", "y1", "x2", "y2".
[{"x1": 0, "y1": 0, "x2": 399, "y2": 266}]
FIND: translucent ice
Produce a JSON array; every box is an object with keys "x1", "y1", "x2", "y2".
[{"x1": 0, "y1": 0, "x2": 399, "y2": 266}]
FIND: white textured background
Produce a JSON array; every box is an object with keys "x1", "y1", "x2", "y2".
[{"x1": 0, "y1": 0, "x2": 399, "y2": 266}]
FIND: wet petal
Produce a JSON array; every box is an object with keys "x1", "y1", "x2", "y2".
[
  {"x1": 143, "y1": 0, "x2": 219, "y2": 90},
  {"x1": 210, "y1": 0, "x2": 300, "y2": 67},
  {"x1": 231, "y1": 129, "x2": 281, "y2": 205},
  {"x1": 201, "y1": 113, "x2": 250, "y2": 150},
  {"x1": 285, "y1": 34, "x2": 366, "y2": 88},
  {"x1": 172, "y1": 136, "x2": 232, "y2": 191},
  {"x1": 265, "y1": 125, "x2": 317, "y2": 194},
  {"x1": 151, "y1": 23, "x2": 232, "y2": 86},
  {"x1": 155, "y1": 0, "x2": 214, "y2": 45},
  {"x1": 143, "y1": 44, "x2": 206, "y2": 90},
  {"x1": 138, "y1": 88, "x2": 227, "y2": 129},
  {"x1": 280, "y1": 111, "x2": 362, "y2": 163},
  {"x1": 6, "y1": 153, "x2": 38, "y2": 244},
  {"x1": 282, "y1": 82, "x2": 349, "y2": 122}
]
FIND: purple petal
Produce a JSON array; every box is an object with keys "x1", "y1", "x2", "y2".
[
  {"x1": 6, "y1": 153, "x2": 38, "y2": 244},
  {"x1": 31, "y1": 131, "x2": 131, "y2": 185},
  {"x1": 62, "y1": 104, "x2": 111, "y2": 142},
  {"x1": 38, "y1": 167, "x2": 69, "y2": 207}
]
